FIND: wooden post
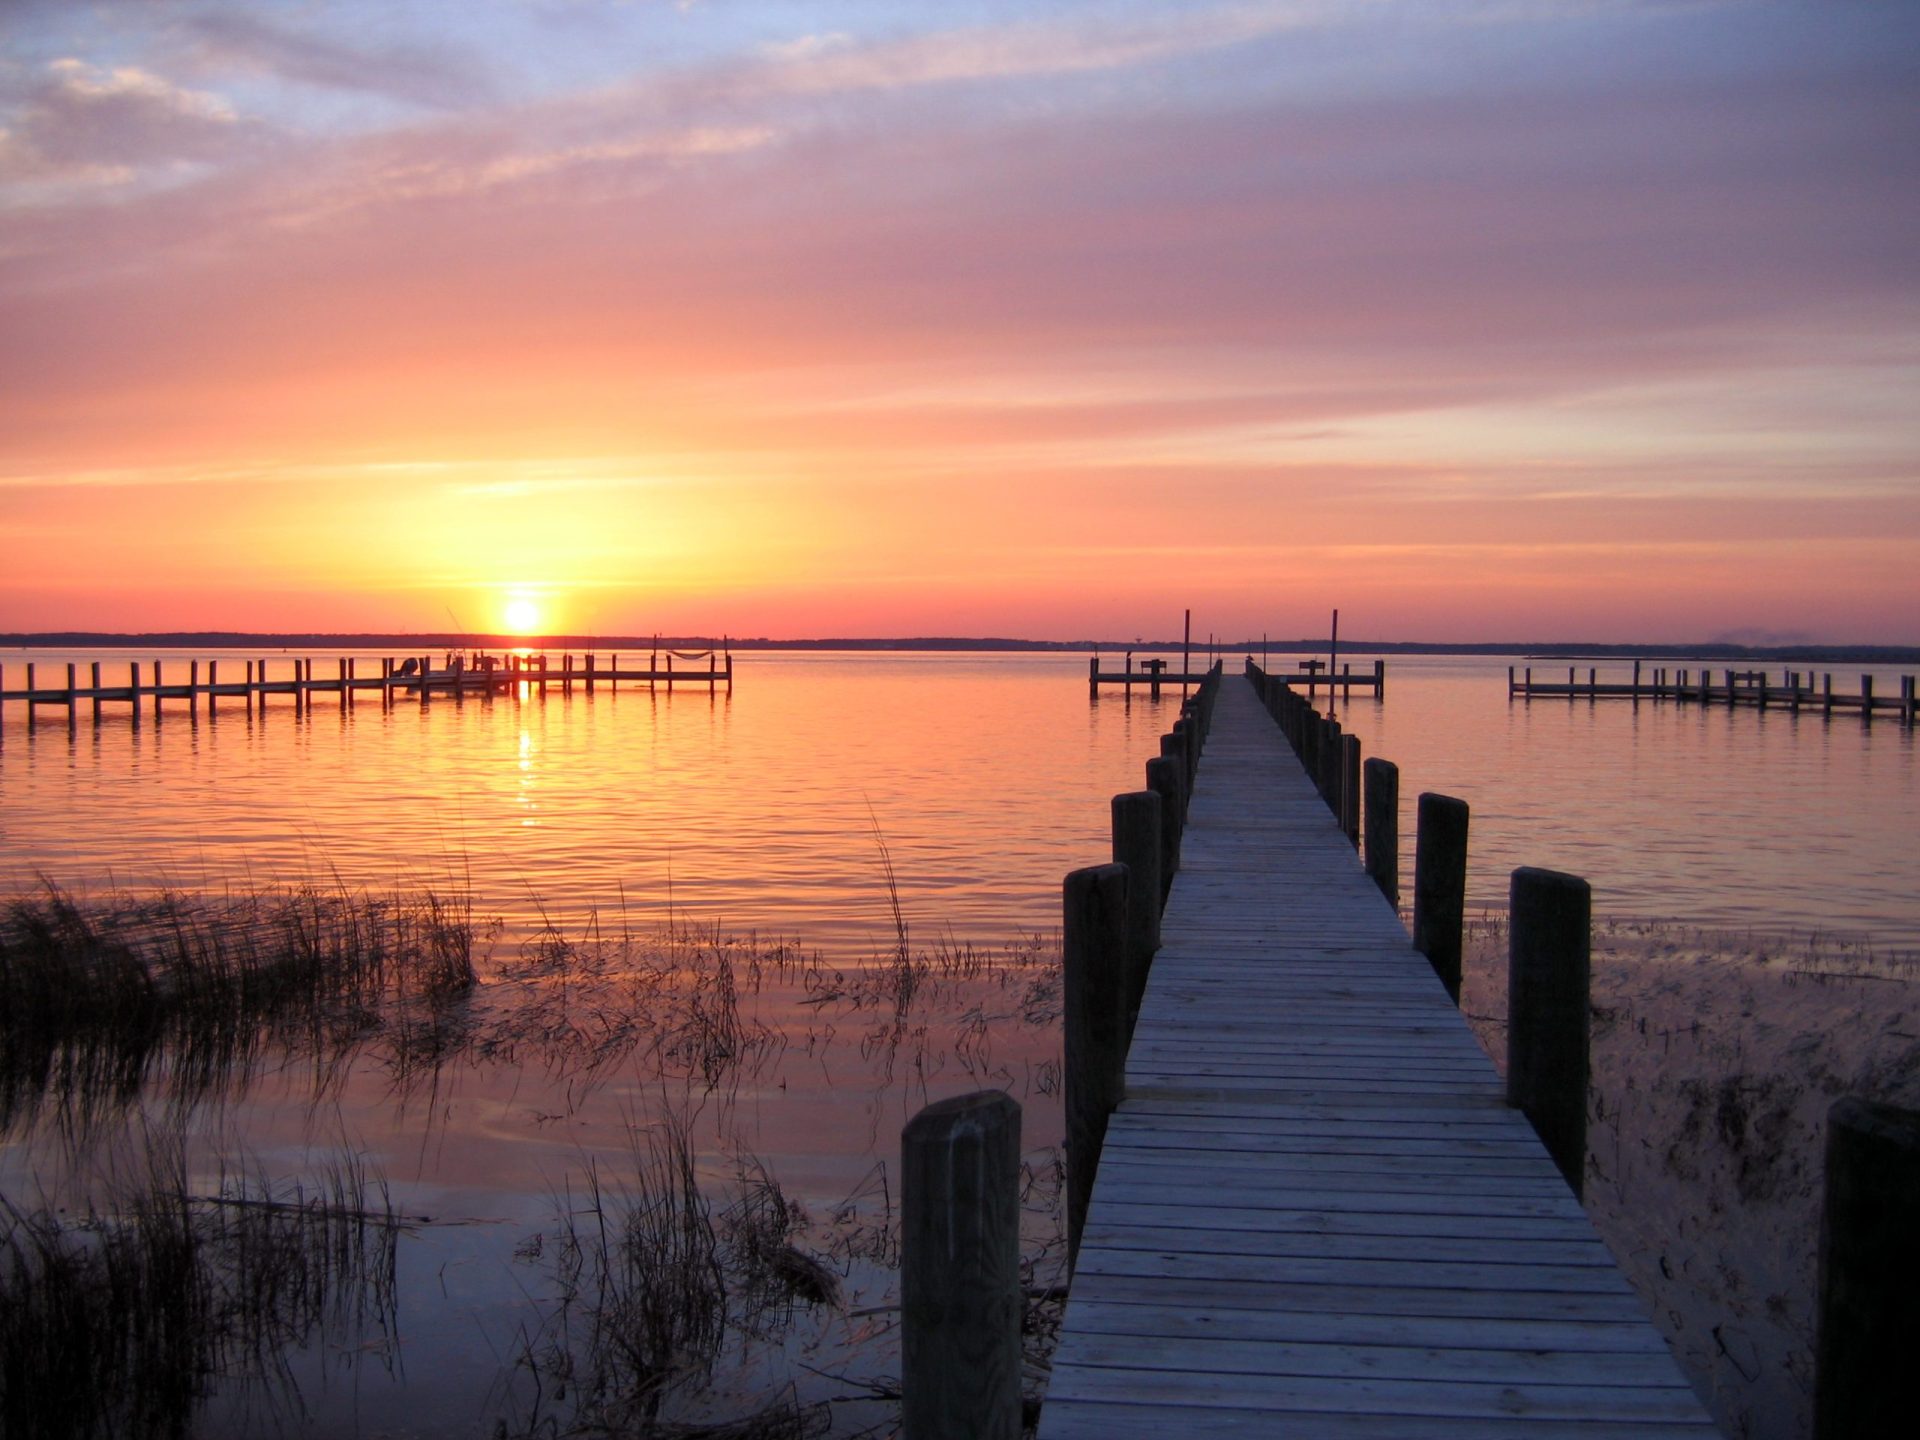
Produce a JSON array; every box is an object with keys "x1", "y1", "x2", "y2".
[
  {"x1": 1064, "y1": 863, "x2": 1129, "y2": 1270},
  {"x1": 1412, "y1": 793, "x2": 1469, "y2": 1005},
  {"x1": 585, "y1": 651, "x2": 595, "y2": 693},
  {"x1": 901, "y1": 1091, "x2": 1023, "y2": 1440},
  {"x1": 1861, "y1": 673, "x2": 1874, "y2": 723},
  {"x1": 1145, "y1": 755, "x2": 1183, "y2": 900},
  {"x1": 1374, "y1": 657, "x2": 1385, "y2": 698},
  {"x1": 1508, "y1": 867, "x2": 1591, "y2": 1199},
  {"x1": 1813, "y1": 1097, "x2": 1920, "y2": 1440},
  {"x1": 128, "y1": 662, "x2": 141, "y2": 724},
  {"x1": 1363, "y1": 757, "x2": 1399, "y2": 907},
  {"x1": 1903, "y1": 675, "x2": 1916, "y2": 729},
  {"x1": 1112, "y1": 790, "x2": 1163, "y2": 1031},
  {"x1": 1182, "y1": 607, "x2": 1191, "y2": 701},
  {"x1": 1632, "y1": 659, "x2": 1641, "y2": 700},
  {"x1": 67, "y1": 663, "x2": 77, "y2": 724},
  {"x1": 1342, "y1": 732, "x2": 1361, "y2": 848},
  {"x1": 1089, "y1": 653, "x2": 1099, "y2": 697},
  {"x1": 1823, "y1": 672, "x2": 1833, "y2": 716},
  {"x1": 1160, "y1": 730, "x2": 1186, "y2": 806}
]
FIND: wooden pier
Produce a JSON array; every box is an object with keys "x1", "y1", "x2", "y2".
[
  {"x1": 1094, "y1": 653, "x2": 1384, "y2": 700},
  {"x1": 0, "y1": 646, "x2": 731, "y2": 733},
  {"x1": 1510, "y1": 661, "x2": 1915, "y2": 725},
  {"x1": 1037, "y1": 673, "x2": 1714, "y2": 1437}
]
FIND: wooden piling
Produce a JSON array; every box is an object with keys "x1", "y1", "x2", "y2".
[
  {"x1": 1363, "y1": 757, "x2": 1399, "y2": 907},
  {"x1": 1064, "y1": 862, "x2": 1129, "y2": 1270},
  {"x1": 1112, "y1": 791, "x2": 1163, "y2": 1030},
  {"x1": 1412, "y1": 793, "x2": 1469, "y2": 1005},
  {"x1": 1813, "y1": 1096, "x2": 1920, "y2": 1440},
  {"x1": 1145, "y1": 755, "x2": 1183, "y2": 899},
  {"x1": 1507, "y1": 867, "x2": 1591, "y2": 1199},
  {"x1": 1861, "y1": 673, "x2": 1873, "y2": 723},
  {"x1": 1341, "y1": 732, "x2": 1361, "y2": 848},
  {"x1": 901, "y1": 1090, "x2": 1023, "y2": 1440}
]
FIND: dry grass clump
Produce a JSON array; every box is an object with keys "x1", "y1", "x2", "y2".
[
  {"x1": 486, "y1": 917, "x2": 795, "y2": 1098},
  {"x1": 0, "y1": 881, "x2": 475, "y2": 1134},
  {"x1": 0, "y1": 1136, "x2": 400, "y2": 1440},
  {"x1": 504, "y1": 1118, "x2": 847, "y2": 1438}
]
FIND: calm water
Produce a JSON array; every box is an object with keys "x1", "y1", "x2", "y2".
[
  {"x1": 2, "y1": 648, "x2": 1916, "y2": 1437},
  {"x1": 4, "y1": 649, "x2": 1916, "y2": 946}
]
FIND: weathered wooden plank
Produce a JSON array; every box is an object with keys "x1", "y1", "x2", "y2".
[
  {"x1": 1058, "y1": 1296, "x2": 1675, "y2": 1354},
  {"x1": 1039, "y1": 1400, "x2": 1720, "y2": 1438},
  {"x1": 1054, "y1": 1331, "x2": 1693, "y2": 1387},
  {"x1": 1042, "y1": 1364, "x2": 1710, "y2": 1422}
]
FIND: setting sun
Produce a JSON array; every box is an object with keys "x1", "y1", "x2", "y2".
[{"x1": 503, "y1": 596, "x2": 541, "y2": 634}]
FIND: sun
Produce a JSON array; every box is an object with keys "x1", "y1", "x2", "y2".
[{"x1": 503, "y1": 596, "x2": 542, "y2": 635}]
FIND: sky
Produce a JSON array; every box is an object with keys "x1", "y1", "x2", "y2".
[{"x1": 1, "y1": 0, "x2": 1916, "y2": 644}]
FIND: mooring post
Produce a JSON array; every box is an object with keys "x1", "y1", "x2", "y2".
[
  {"x1": 1158, "y1": 730, "x2": 1186, "y2": 804},
  {"x1": 1342, "y1": 732, "x2": 1361, "y2": 848},
  {"x1": 1145, "y1": 755, "x2": 1183, "y2": 899},
  {"x1": 1813, "y1": 1097, "x2": 1920, "y2": 1439},
  {"x1": 1903, "y1": 675, "x2": 1915, "y2": 728},
  {"x1": 1861, "y1": 673, "x2": 1874, "y2": 724},
  {"x1": 1374, "y1": 657, "x2": 1386, "y2": 698},
  {"x1": 1064, "y1": 862, "x2": 1129, "y2": 1271},
  {"x1": 901, "y1": 1090, "x2": 1023, "y2": 1440},
  {"x1": 1508, "y1": 867, "x2": 1591, "y2": 1198},
  {"x1": 1363, "y1": 757, "x2": 1399, "y2": 906},
  {"x1": 1412, "y1": 793, "x2": 1469, "y2": 1004},
  {"x1": 1112, "y1": 790, "x2": 1163, "y2": 1032}
]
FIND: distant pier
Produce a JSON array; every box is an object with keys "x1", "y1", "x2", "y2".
[
  {"x1": 1094, "y1": 653, "x2": 1384, "y2": 700},
  {"x1": 0, "y1": 645, "x2": 732, "y2": 734},
  {"x1": 1510, "y1": 661, "x2": 1915, "y2": 725}
]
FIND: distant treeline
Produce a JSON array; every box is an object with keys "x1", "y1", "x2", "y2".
[{"x1": 5, "y1": 632, "x2": 1917, "y2": 664}]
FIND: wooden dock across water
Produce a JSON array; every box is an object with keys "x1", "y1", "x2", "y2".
[
  {"x1": 1038, "y1": 676, "x2": 1717, "y2": 1438},
  {"x1": 0, "y1": 647, "x2": 732, "y2": 734}
]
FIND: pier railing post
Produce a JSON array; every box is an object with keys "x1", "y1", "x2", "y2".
[
  {"x1": 1145, "y1": 755, "x2": 1183, "y2": 899},
  {"x1": 1814, "y1": 1097, "x2": 1920, "y2": 1440},
  {"x1": 1363, "y1": 757, "x2": 1399, "y2": 906},
  {"x1": 1508, "y1": 867, "x2": 1590, "y2": 1198},
  {"x1": 1112, "y1": 790, "x2": 1163, "y2": 1031},
  {"x1": 1412, "y1": 793, "x2": 1469, "y2": 1004},
  {"x1": 1341, "y1": 732, "x2": 1361, "y2": 847},
  {"x1": 902, "y1": 1090, "x2": 1023, "y2": 1440},
  {"x1": 1064, "y1": 862, "x2": 1129, "y2": 1271}
]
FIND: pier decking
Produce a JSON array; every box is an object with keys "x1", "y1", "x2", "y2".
[{"x1": 1039, "y1": 677, "x2": 1715, "y2": 1437}]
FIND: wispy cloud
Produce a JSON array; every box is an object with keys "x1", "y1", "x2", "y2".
[
  {"x1": 180, "y1": 10, "x2": 497, "y2": 112},
  {"x1": 0, "y1": 56, "x2": 256, "y2": 190}
]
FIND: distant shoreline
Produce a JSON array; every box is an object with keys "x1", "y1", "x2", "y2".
[{"x1": 5, "y1": 632, "x2": 1917, "y2": 665}]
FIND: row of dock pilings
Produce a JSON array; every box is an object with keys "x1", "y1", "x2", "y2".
[
  {"x1": 893, "y1": 663, "x2": 1223, "y2": 1440},
  {"x1": 1245, "y1": 654, "x2": 1920, "y2": 1438}
]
